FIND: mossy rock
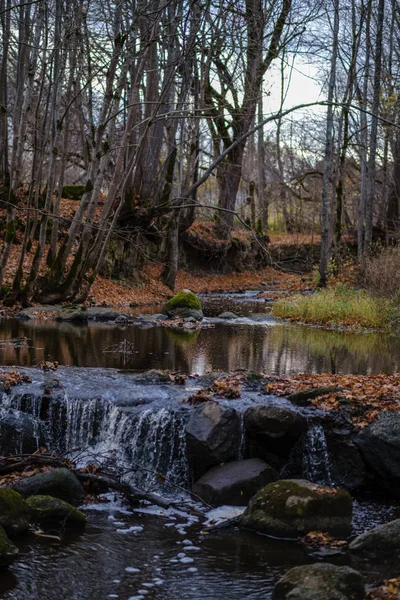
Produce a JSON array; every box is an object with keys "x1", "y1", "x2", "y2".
[
  {"x1": 163, "y1": 289, "x2": 203, "y2": 320},
  {"x1": 61, "y1": 185, "x2": 86, "y2": 200},
  {"x1": 0, "y1": 526, "x2": 19, "y2": 567},
  {"x1": 240, "y1": 479, "x2": 352, "y2": 538},
  {"x1": 12, "y1": 468, "x2": 85, "y2": 505},
  {"x1": 274, "y1": 563, "x2": 365, "y2": 600},
  {"x1": 27, "y1": 495, "x2": 86, "y2": 527},
  {"x1": 0, "y1": 488, "x2": 30, "y2": 537},
  {"x1": 56, "y1": 304, "x2": 88, "y2": 322}
]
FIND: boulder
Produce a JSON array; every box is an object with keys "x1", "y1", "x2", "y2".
[
  {"x1": 326, "y1": 436, "x2": 366, "y2": 491},
  {"x1": 56, "y1": 304, "x2": 88, "y2": 322},
  {"x1": 354, "y1": 411, "x2": 400, "y2": 492},
  {"x1": 244, "y1": 405, "x2": 308, "y2": 458},
  {"x1": 0, "y1": 488, "x2": 30, "y2": 536},
  {"x1": 349, "y1": 518, "x2": 400, "y2": 554},
  {"x1": 0, "y1": 526, "x2": 19, "y2": 567},
  {"x1": 240, "y1": 479, "x2": 352, "y2": 538},
  {"x1": 186, "y1": 403, "x2": 241, "y2": 479},
  {"x1": 217, "y1": 312, "x2": 238, "y2": 320},
  {"x1": 27, "y1": 495, "x2": 86, "y2": 527},
  {"x1": 12, "y1": 468, "x2": 85, "y2": 505},
  {"x1": 273, "y1": 563, "x2": 365, "y2": 600},
  {"x1": 15, "y1": 305, "x2": 58, "y2": 320},
  {"x1": 0, "y1": 411, "x2": 43, "y2": 456},
  {"x1": 163, "y1": 289, "x2": 203, "y2": 321},
  {"x1": 192, "y1": 459, "x2": 278, "y2": 506}
]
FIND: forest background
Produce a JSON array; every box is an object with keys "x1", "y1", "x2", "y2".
[{"x1": 0, "y1": 0, "x2": 398, "y2": 307}]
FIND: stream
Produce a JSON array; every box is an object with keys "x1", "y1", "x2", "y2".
[{"x1": 0, "y1": 291, "x2": 399, "y2": 599}]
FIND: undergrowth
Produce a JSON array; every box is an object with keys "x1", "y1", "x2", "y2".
[{"x1": 272, "y1": 284, "x2": 393, "y2": 329}]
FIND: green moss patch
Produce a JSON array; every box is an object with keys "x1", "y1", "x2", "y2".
[{"x1": 164, "y1": 289, "x2": 202, "y2": 312}]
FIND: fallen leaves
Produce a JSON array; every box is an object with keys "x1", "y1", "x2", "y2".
[
  {"x1": 368, "y1": 578, "x2": 400, "y2": 599},
  {"x1": 265, "y1": 373, "x2": 400, "y2": 428},
  {"x1": 0, "y1": 369, "x2": 31, "y2": 390},
  {"x1": 300, "y1": 530, "x2": 347, "y2": 551}
]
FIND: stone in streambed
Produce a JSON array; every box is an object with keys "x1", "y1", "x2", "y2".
[
  {"x1": 354, "y1": 411, "x2": 400, "y2": 494},
  {"x1": 349, "y1": 518, "x2": 400, "y2": 555},
  {"x1": 0, "y1": 526, "x2": 19, "y2": 567},
  {"x1": 0, "y1": 488, "x2": 30, "y2": 537},
  {"x1": 192, "y1": 459, "x2": 279, "y2": 506},
  {"x1": 56, "y1": 304, "x2": 88, "y2": 322},
  {"x1": 186, "y1": 403, "x2": 241, "y2": 479},
  {"x1": 240, "y1": 479, "x2": 352, "y2": 538},
  {"x1": 217, "y1": 312, "x2": 238, "y2": 320},
  {"x1": 12, "y1": 468, "x2": 85, "y2": 505},
  {"x1": 273, "y1": 563, "x2": 365, "y2": 600},
  {"x1": 27, "y1": 495, "x2": 86, "y2": 527},
  {"x1": 163, "y1": 290, "x2": 203, "y2": 321}
]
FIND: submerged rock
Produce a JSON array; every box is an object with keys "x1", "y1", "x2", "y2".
[
  {"x1": 192, "y1": 459, "x2": 278, "y2": 506},
  {"x1": 186, "y1": 403, "x2": 241, "y2": 479},
  {"x1": 349, "y1": 518, "x2": 400, "y2": 554},
  {"x1": 27, "y1": 495, "x2": 86, "y2": 527},
  {"x1": 12, "y1": 468, "x2": 85, "y2": 505},
  {"x1": 0, "y1": 526, "x2": 19, "y2": 567},
  {"x1": 354, "y1": 411, "x2": 400, "y2": 493},
  {"x1": 0, "y1": 488, "x2": 30, "y2": 536},
  {"x1": 273, "y1": 563, "x2": 365, "y2": 600},
  {"x1": 240, "y1": 479, "x2": 352, "y2": 538},
  {"x1": 164, "y1": 289, "x2": 203, "y2": 320}
]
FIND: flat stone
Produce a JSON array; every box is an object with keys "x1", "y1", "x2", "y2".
[{"x1": 192, "y1": 459, "x2": 278, "y2": 506}]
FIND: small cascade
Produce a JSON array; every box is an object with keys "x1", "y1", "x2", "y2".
[
  {"x1": 1, "y1": 387, "x2": 189, "y2": 490},
  {"x1": 302, "y1": 424, "x2": 332, "y2": 485}
]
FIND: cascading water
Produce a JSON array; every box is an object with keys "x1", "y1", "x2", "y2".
[
  {"x1": 0, "y1": 383, "x2": 189, "y2": 490},
  {"x1": 302, "y1": 423, "x2": 332, "y2": 485}
]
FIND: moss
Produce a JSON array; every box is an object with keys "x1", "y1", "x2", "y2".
[
  {"x1": 240, "y1": 479, "x2": 352, "y2": 537},
  {"x1": 27, "y1": 495, "x2": 86, "y2": 527},
  {"x1": 164, "y1": 289, "x2": 202, "y2": 312},
  {"x1": 0, "y1": 488, "x2": 30, "y2": 536}
]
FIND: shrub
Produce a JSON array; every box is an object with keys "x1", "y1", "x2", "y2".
[{"x1": 361, "y1": 247, "x2": 400, "y2": 300}]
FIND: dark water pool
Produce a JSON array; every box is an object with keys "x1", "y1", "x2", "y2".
[{"x1": 1, "y1": 314, "x2": 400, "y2": 375}]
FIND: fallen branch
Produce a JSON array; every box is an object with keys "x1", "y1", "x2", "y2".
[{"x1": 0, "y1": 454, "x2": 67, "y2": 476}]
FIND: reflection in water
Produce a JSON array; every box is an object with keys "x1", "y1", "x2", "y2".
[{"x1": 0, "y1": 317, "x2": 399, "y2": 375}]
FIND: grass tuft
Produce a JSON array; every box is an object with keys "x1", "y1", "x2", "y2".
[{"x1": 272, "y1": 284, "x2": 391, "y2": 329}]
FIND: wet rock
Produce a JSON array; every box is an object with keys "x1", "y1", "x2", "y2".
[
  {"x1": 27, "y1": 495, "x2": 86, "y2": 527},
  {"x1": 325, "y1": 435, "x2": 366, "y2": 492},
  {"x1": 12, "y1": 468, "x2": 85, "y2": 505},
  {"x1": 15, "y1": 305, "x2": 58, "y2": 320},
  {"x1": 0, "y1": 411, "x2": 42, "y2": 455},
  {"x1": 192, "y1": 458, "x2": 279, "y2": 506},
  {"x1": 244, "y1": 405, "x2": 308, "y2": 458},
  {"x1": 164, "y1": 289, "x2": 203, "y2": 321},
  {"x1": 0, "y1": 526, "x2": 19, "y2": 567},
  {"x1": 273, "y1": 563, "x2": 365, "y2": 600},
  {"x1": 56, "y1": 304, "x2": 88, "y2": 322},
  {"x1": 349, "y1": 518, "x2": 400, "y2": 555},
  {"x1": 354, "y1": 411, "x2": 400, "y2": 493},
  {"x1": 0, "y1": 488, "x2": 30, "y2": 536},
  {"x1": 217, "y1": 312, "x2": 238, "y2": 320},
  {"x1": 186, "y1": 403, "x2": 241, "y2": 479},
  {"x1": 87, "y1": 307, "x2": 126, "y2": 321},
  {"x1": 240, "y1": 479, "x2": 352, "y2": 537}
]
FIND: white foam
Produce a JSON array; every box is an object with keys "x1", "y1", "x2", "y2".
[{"x1": 125, "y1": 567, "x2": 140, "y2": 573}]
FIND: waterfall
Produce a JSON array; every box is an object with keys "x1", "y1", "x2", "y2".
[
  {"x1": 302, "y1": 424, "x2": 332, "y2": 485},
  {"x1": 1, "y1": 388, "x2": 189, "y2": 490}
]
